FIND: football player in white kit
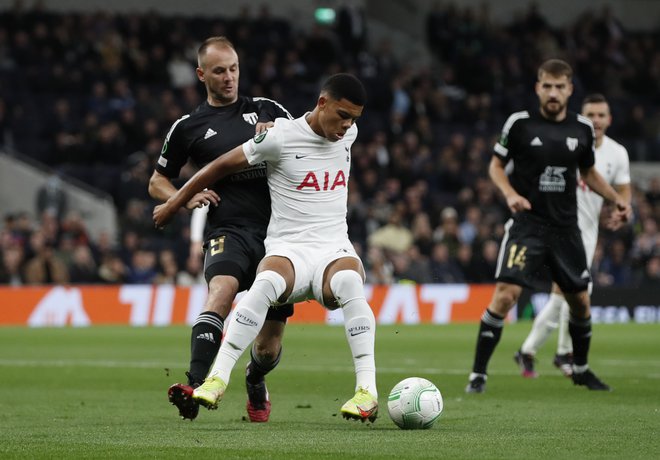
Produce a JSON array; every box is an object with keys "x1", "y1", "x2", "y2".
[
  {"x1": 153, "y1": 74, "x2": 378, "y2": 422},
  {"x1": 514, "y1": 94, "x2": 631, "y2": 378}
]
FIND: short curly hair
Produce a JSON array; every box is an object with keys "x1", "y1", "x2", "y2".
[{"x1": 321, "y1": 73, "x2": 366, "y2": 106}]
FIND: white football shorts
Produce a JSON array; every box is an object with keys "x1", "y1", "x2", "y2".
[{"x1": 265, "y1": 241, "x2": 362, "y2": 308}]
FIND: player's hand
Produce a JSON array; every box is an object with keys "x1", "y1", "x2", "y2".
[
  {"x1": 616, "y1": 199, "x2": 632, "y2": 222},
  {"x1": 506, "y1": 194, "x2": 532, "y2": 213},
  {"x1": 607, "y1": 199, "x2": 632, "y2": 230},
  {"x1": 153, "y1": 202, "x2": 177, "y2": 229},
  {"x1": 185, "y1": 190, "x2": 220, "y2": 210},
  {"x1": 255, "y1": 121, "x2": 274, "y2": 134}
]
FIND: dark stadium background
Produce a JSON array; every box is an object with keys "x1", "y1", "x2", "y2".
[{"x1": 0, "y1": 0, "x2": 658, "y2": 318}]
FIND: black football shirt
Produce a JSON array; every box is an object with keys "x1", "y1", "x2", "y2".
[
  {"x1": 493, "y1": 109, "x2": 595, "y2": 228},
  {"x1": 156, "y1": 96, "x2": 292, "y2": 235}
]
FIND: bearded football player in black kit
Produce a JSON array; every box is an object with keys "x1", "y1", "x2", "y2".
[
  {"x1": 464, "y1": 59, "x2": 631, "y2": 394},
  {"x1": 148, "y1": 37, "x2": 293, "y2": 421}
]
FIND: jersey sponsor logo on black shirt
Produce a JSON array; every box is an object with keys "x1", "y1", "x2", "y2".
[
  {"x1": 228, "y1": 163, "x2": 267, "y2": 182},
  {"x1": 539, "y1": 166, "x2": 567, "y2": 192}
]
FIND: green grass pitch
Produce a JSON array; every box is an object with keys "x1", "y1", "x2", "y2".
[{"x1": 0, "y1": 323, "x2": 658, "y2": 459}]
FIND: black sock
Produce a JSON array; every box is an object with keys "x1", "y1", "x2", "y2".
[
  {"x1": 569, "y1": 316, "x2": 592, "y2": 367},
  {"x1": 246, "y1": 345, "x2": 282, "y2": 385},
  {"x1": 188, "y1": 311, "x2": 224, "y2": 385},
  {"x1": 472, "y1": 309, "x2": 504, "y2": 375}
]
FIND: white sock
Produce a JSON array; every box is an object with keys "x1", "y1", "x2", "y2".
[
  {"x1": 557, "y1": 301, "x2": 573, "y2": 355},
  {"x1": 521, "y1": 293, "x2": 564, "y2": 355},
  {"x1": 573, "y1": 364, "x2": 589, "y2": 373},
  {"x1": 208, "y1": 271, "x2": 285, "y2": 384},
  {"x1": 331, "y1": 270, "x2": 377, "y2": 397}
]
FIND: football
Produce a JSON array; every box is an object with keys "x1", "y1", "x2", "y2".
[{"x1": 387, "y1": 377, "x2": 443, "y2": 429}]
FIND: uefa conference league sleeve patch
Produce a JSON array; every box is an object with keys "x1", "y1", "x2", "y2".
[{"x1": 253, "y1": 130, "x2": 268, "y2": 143}]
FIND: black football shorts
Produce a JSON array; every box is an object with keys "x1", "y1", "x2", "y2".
[
  {"x1": 495, "y1": 218, "x2": 590, "y2": 293},
  {"x1": 203, "y1": 226, "x2": 293, "y2": 322}
]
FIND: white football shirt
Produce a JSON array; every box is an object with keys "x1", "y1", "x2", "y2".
[
  {"x1": 577, "y1": 135, "x2": 630, "y2": 262},
  {"x1": 242, "y1": 114, "x2": 356, "y2": 250}
]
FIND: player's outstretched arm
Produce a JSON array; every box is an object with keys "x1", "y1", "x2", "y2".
[
  {"x1": 153, "y1": 145, "x2": 250, "y2": 227},
  {"x1": 148, "y1": 170, "x2": 220, "y2": 211},
  {"x1": 148, "y1": 170, "x2": 179, "y2": 202}
]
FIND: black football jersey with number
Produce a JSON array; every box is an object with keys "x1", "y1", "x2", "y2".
[
  {"x1": 493, "y1": 109, "x2": 595, "y2": 228},
  {"x1": 156, "y1": 96, "x2": 292, "y2": 234}
]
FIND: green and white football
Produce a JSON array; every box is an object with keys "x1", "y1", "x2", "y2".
[{"x1": 387, "y1": 377, "x2": 443, "y2": 429}]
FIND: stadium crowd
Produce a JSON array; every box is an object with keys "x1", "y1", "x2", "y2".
[{"x1": 0, "y1": 2, "x2": 659, "y2": 288}]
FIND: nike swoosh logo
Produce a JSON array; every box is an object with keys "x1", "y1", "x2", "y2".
[
  {"x1": 295, "y1": 154, "x2": 305, "y2": 159},
  {"x1": 235, "y1": 317, "x2": 257, "y2": 326},
  {"x1": 350, "y1": 330, "x2": 368, "y2": 337}
]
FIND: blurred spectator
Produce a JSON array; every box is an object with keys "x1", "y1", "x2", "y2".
[
  {"x1": 117, "y1": 151, "x2": 152, "y2": 211},
  {"x1": 432, "y1": 207, "x2": 461, "y2": 256},
  {"x1": 471, "y1": 239, "x2": 499, "y2": 283},
  {"x1": 176, "y1": 254, "x2": 205, "y2": 286},
  {"x1": 402, "y1": 245, "x2": 433, "y2": 283},
  {"x1": 456, "y1": 243, "x2": 481, "y2": 282},
  {"x1": 592, "y1": 242, "x2": 613, "y2": 287},
  {"x1": 154, "y1": 249, "x2": 179, "y2": 284},
  {"x1": 645, "y1": 177, "x2": 660, "y2": 206},
  {"x1": 430, "y1": 242, "x2": 464, "y2": 283},
  {"x1": 458, "y1": 205, "x2": 481, "y2": 245},
  {"x1": 636, "y1": 254, "x2": 660, "y2": 288},
  {"x1": 390, "y1": 251, "x2": 416, "y2": 284},
  {"x1": 23, "y1": 231, "x2": 69, "y2": 284},
  {"x1": 364, "y1": 246, "x2": 394, "y2": 285},
  {"x1": 0, "y1": 245, "x2": 25, "y2": 285},
  {"x1": 410, "y1": 212, "x2": 434, "y2": 256},
  {"x1": 600, "y1": 239, "x2": 634, "y2": 286},
  {"x1": 368, "y1": 208, "x2": 413, "y2": 253},
  {"x1": 126, "y1": 248, "x2": 157, "y2": 284},
  {"x1": 68, "y1": 245, "x2": 99, "y2": 283},
  {"x1": 36, "y1": 174, "x2": 68, "y2": 220},
  {"x1": 631, "y1": 217, "x2": 659, "y2": 264},
  {"x1": 167, "y1": 52, "x2": 197, "y2": 89},
  {"x1": 59, "y1": 211, "x2": 90, "y2": 247},
  {"x1": 97, "y1": 253, "x2": 127, "y2": 284},
  {"x1": 121, "y1": 200, "x2": 157, "y2": 239}
]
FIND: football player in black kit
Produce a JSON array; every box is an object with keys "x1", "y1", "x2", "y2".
[
  {"x1": 149, "y1": 37, "x2": 293, "y2": 421},
  {"x1": 465, "y1": 59, "x2": 631, "y2": 394}
]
